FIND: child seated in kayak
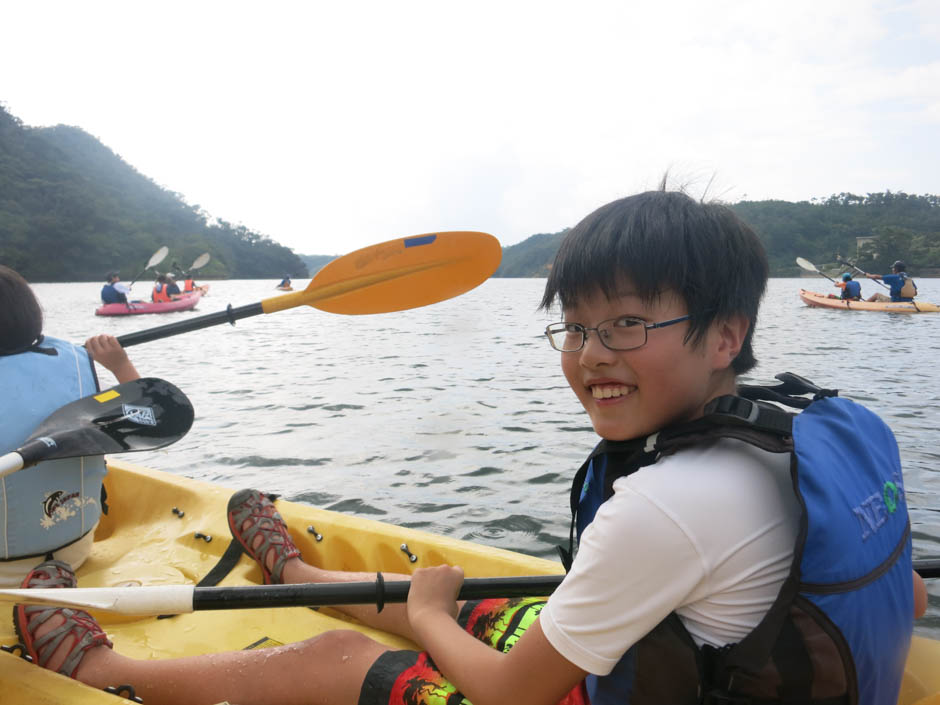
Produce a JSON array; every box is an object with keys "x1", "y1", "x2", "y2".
[
  {"x1": 11, "y1": 192, "x2": 928, "y2": 705},
  {"x1": 0, "y1": 265, "x2": 141, "y2": 587},
  {"x1": 836, "y1": 272, "x2": 862, "y2": 300}
]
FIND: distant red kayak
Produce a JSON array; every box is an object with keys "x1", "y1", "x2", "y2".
[{"x1": 95, "y1": 291, "x2": 202, "y2": 316}]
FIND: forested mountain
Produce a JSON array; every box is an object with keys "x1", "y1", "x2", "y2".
[
  {"x1": 3, "y1": 104, "x2": 937, "y2": 283},
  {"x1": 297, "y1": 254, "x2": 336, "y2": 276},
  {"x1": 494, "y1": 193, "x2": 940, "y2": 278},
  {"x1": 0, "y1": 105, "x2": 308, "y2": 282}
]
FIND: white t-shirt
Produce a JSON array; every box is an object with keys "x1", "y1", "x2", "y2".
[{"x1": 540, "y1": 438, "x2": 799, "y2": 677}]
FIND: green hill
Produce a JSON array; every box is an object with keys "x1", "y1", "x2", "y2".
[
  {"x1": 494, "y1": 193, "x2": 940, "y2": 278},
  {"x1": 0, "y1": 105, "x2": 309, "y2": 282},
  {"x1": 3, "y1": 103, "x2": 938, "y2": 283}
]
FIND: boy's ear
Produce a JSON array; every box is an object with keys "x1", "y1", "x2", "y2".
[{"x1": 711, "y1": 315, "x2": 750, "y2": 370}]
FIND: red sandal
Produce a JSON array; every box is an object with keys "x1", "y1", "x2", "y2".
[
  {"x1": 227, "y1": 489, "x2": 301, "y2": 584},
  {"x1": 12, "y1": 559, "x2": 113, "y2": 678}
]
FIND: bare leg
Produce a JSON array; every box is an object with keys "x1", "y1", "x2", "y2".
[
  {"x1": 236, "y1": 495, "x2": 464, "y2": 643},
  {"x1": 84, "y1": 629, "x2": 385, "y2": 705},
  {"x1": 33, "y1": 607, "x2": 387, "y2": 705}
]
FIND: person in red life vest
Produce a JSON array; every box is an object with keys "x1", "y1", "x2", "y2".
[
  {"x1": 165, "y1": 273, "x2": 182, "y2": 298},
  {"x1": 151, "y1": 274, "x2": 170, "y2": 303},
  {"x1": 152, "y1": 274, "x2": 184, "y2": 302}
]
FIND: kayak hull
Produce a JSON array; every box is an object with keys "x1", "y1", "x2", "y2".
[
  {"x1": 800, "y1": 289, "x2": 940, "y2": 313},
  {"x1": 1, "y1": 460, "x2": 936, "y2": 703},
  {"x1": 95, "y1": 292, "x2": 202, "y2": 316}
]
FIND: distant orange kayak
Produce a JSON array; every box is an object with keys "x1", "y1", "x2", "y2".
[
  {"x1": 799, "y1": 289, "x2": 939, "y2": 313},
  {"x1": 275, "y1": 285, "x2": 293, "y2": 291}
]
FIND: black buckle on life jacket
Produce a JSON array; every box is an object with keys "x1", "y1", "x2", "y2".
[
  {"x1": 708, "y1": 396, "x2": 760, "y2": 424},
  {"x1": 703, "y1": 395, "x2": 794, "y2": 437}
]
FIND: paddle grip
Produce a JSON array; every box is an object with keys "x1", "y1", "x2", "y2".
[
  {"x1": 0, "y1": 452, "x2": 25, "y2": 478},
  {"x1": 117, "y1": 303, "x2": 264, "y2": 347}
]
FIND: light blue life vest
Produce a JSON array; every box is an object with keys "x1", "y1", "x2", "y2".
[
  {"x1": 0, "y1": 336, "x2": 107, "y2": 560},
  {"x1": 561, "y1": 373, "x2": 913, "y2": 705}
]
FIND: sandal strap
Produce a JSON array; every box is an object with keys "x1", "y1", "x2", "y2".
[
  {"x1": 14, "y1": 559, "x2": 113, "y2": 678},
  {"x1": 228, "y1": 489, "x2": 301, "y2": 584},
  {"x1": 20, "y1": 559, "x2": 77, "y2": 589},
  {"x1": 19, "y1": 607, "x2": 112, "y2": 677}
]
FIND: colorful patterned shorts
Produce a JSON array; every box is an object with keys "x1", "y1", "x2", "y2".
[{"x1": 358, "y1": 597, "x2": 588, "y2": 705}]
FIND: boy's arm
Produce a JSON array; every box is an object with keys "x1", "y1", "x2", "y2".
[
  {"x1": 408, "y1": 565, "x2": 588, "y2": 705},
  {"x1": 85, "y1": 335, "x2": 141, "y2": 384}
]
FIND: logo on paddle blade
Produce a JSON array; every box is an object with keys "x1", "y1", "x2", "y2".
[{"x1": 122, "y1": 404, "x2": 157, "y2": 426}]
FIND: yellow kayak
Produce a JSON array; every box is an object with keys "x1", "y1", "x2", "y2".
[
  {"x1": 1, "y1": 460, "x2": 938, "y2": 704},
  {"x1": 800, "y1": 289, "x2": 940, "y2": 313}
]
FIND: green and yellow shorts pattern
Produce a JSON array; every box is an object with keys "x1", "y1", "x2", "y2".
[{"x1": 358, "y1": 597, "x2": 588, "y2": 705}]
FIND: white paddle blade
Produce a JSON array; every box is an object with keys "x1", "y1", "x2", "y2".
[
  {"x1": 191, "y1": 252, "x2": 211, "y2": 270},
  {"x1": 148, "y1": 246, "x2": 170, "y2": 269},
  {"x1": 795, "y1": 257, "x2": 818, "y2": 272},
  {"x1": 0, "y1": 584, "x2": 195, "y2": 616}
]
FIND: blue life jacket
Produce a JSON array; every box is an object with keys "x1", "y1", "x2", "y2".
[
  {"x1": 100, "y1": 283, "x2": 127, "y2": 304},
  {"x1": 559, "y1": 373, "x2": 913, "y2": 705},
  {"x1": 0, "y1": 336, "x2": 107, "y2": 560},
  {"x1": 842, "y1": 280, "x2": 862, "y2": 300}
]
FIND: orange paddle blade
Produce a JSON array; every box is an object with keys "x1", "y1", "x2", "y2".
[{"x1": 261, "y1": 231, "x2": 502, "y2": 315}]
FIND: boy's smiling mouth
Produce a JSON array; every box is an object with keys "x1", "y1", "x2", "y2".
[{"x1": 590, "y1": 383, "x2": 633, "y2": 399}]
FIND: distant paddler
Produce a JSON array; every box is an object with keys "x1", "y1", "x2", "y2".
[
  {"x1": 866, "y1": 261, "x2": 918, "y2": 303},
  {"x1": 100, "y1": 271, "x2": 128, "y2": 304},
  {"x1": 835, "y1": 272, "x2": 861, "y2": 301}
]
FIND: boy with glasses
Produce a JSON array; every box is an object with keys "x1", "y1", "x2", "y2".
[{"x1": 12, "y1": 191, "x2": 925, "y2": 705}]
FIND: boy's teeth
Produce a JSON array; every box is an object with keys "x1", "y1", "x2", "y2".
[{"x1": 592, "y1": 385, "x2": 630, "y2": 399}]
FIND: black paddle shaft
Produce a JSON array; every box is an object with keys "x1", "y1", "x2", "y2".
[
  {"x1": 184, "y1": 559, "x2": 940, "y2": 612},
  {"x1": 191, "y1": 575, "x2": 564, "y2": 612},
  {"x1": 117, "y1": 302, "x2": 264, "y2": 348}
]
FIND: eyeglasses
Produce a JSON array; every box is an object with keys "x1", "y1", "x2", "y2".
[{"x1": 544, "y1": 314, "x2": 692, "y2": 352}]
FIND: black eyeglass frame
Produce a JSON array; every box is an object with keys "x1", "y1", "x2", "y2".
[{"x1": 544, "y1": 314, "x2": 692, "y2": 352}]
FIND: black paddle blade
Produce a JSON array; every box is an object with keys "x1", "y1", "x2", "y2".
[{"x1": 16, "y1": 378, "x2": 194, "y2": 468}]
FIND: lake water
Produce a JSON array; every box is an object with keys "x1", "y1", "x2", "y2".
[{"x1": 30, "y1": 276, "x2": 940, "y2": 637}]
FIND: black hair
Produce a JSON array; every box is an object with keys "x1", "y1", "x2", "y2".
[
  {"x1": 0, "y1": 265, "x2": 44, "y2": 354},
  {"x1": 539, "y1": 190, "x2": 768, "y2": 374}
]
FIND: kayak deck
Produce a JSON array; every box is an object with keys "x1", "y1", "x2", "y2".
[
  {"x1": 0, "y1": 460, "x2": 559, "y2": 702},
  {"x1": 799, "y1": 289, "x2": 940, "y2": 313},
  {"x1": 94, "y1": 291, "x2": 202, "y2": 316},
  {"x1": 1, "y1": 460, "x2": 937, "y2": 703}
]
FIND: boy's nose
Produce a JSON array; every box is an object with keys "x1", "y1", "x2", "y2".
[{"x1": 579, "y1": 330, "x2": 616, "y2": 365}]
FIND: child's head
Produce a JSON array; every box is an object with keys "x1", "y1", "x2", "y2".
[
  {"x1": 539, "y1": 191, "x2": 768, "y2": 441},
  {"x1": 540, "y1": 190, "x2": 767, "y2": 375},
  {"x1": 0, "y1": 265, "x2": 44, "y2": 355}
]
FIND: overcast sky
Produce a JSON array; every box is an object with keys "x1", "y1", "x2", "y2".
[{"x1": 3, "y1": 1, "x2": 938, "y2": 255}]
